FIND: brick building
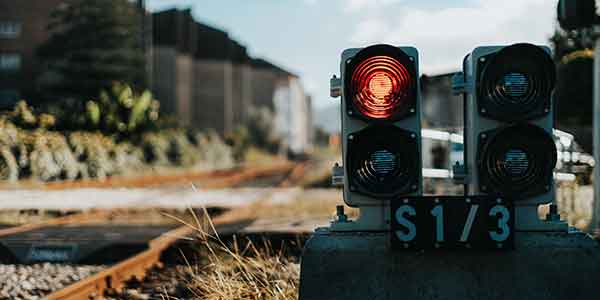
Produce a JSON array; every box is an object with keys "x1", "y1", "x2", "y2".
[{"x1": 0, "y1": 0, "x2": 65, "y2": 108}]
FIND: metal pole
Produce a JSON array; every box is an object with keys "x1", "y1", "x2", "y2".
[{"x1": 592, "y1": 36, "x2": 600, "y2": 232}]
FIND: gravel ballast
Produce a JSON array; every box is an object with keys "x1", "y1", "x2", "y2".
[{"x1": 0, "y1": 263, "x2": 105, "y2": 300}]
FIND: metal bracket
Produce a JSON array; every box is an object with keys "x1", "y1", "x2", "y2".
[
  {"x1": 331, "y1": 163, "x2": 344, "y2": 187},
  {"x1": 335, "y1": 205, "x2": 348, "y2": 223},
  {"x1": 330, "y1": 75, "x2": 342, "y2": 98},
  {"x1": 330, "y1": 206, "x2": 389, "y2": 232},
  {"x1": 452, "y1": 162, "x2": 467, "y2": 185}
]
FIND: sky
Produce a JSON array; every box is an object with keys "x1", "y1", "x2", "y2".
[{"x1": 145, "y1": 0, "x2": 559, "y2": 111}]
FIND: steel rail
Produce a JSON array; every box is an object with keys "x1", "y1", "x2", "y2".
[
  {"x1": 200, "y1": 162, "x2": 296, "y2": 189},
  {"x1": 40, "y1": 162, "x2": 294, "y2": 190},
  {"x1": 0, "y1": 209, "x2": 113, "y2": 238},
  {"x1": 279, "y1": 161, "x2": 311, "y2": 187},
  {"x1": 45, "y1": 210, "x2": 254, "y2": 300},
  {"x1": 0, "y1": 163, "x2": 296, "y2": 240}
]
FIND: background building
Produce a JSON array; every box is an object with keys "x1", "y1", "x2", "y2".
[
  {"x1": 152, "y1": 8, "x2": 313, "y2": 154},
  {"x1": 0, "y1": 0, "x2": 64, "y2": 108},
  {"x1": 420, "y1": 72, "x2": 463, "y2": 170},
  {"x1": 420, "y1": 72, "x2": 463, "y2": 131},
  {"x1": 274, "y1": 76, "x2": 313, "y2": 155}
]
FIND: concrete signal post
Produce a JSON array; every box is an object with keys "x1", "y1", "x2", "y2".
[{"x1": 298, "y1": 42, "x2": 600, "y2": 300}]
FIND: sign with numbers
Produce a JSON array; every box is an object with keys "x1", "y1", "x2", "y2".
[{"x1": 391, "y1": 196, "x2": 514, "y2": 250}]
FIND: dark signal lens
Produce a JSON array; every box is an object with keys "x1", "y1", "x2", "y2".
[
  {"x1": 479, "y1": 43, "x2": 555, "y2": 121},
  {"x1": 347, "y1": 125, "x2": 419, "y2": 197},
  {"x1": 478, "y1": 124, "x2": 556, "y2": 198},
  {"x1": 358, "y1": 149, "x2": 399, "y2": 184},
  {"x1": 497, "y1": 72, "x2": 530, "y2": 101},
  {"x1": 350, "y1": 55, "x2": 413, "y2": 119},
  {"x1": 368, "y1": 149, "x2": 397, "y2": 176},
  {"x1": 501, "y1": 149, "x2": 530, "y2": 177}
]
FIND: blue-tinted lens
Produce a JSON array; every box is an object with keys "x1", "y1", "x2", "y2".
[
  {"x1": 499, "y1": 72, "x2": 529, "y2": 99},
  {"x1": 503, "y1": 149, "x2": 529, "y2": 176},
  {"x1": 369, "y1": 149, "x2": 397, "y2": 177}
]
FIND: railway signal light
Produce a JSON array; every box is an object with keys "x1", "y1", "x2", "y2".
[
  {"x1": 456, "y1": 43, "x2": 557, "y2": 229},
  {"x1": 333, "y1": 44, "x2": 421, "y2": 208},
  {"x1": 557, "y1": 0, "x2": 598, "y2": 30}
]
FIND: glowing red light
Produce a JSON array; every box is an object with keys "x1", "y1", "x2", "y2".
[{"x1": 350, "y1": 55, "x2": 412, "y2": 119}]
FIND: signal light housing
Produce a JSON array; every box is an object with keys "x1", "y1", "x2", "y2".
[
  {"x1": 477, "y1": 43, "x2": 556, "y2": 122},
  {"x1": 345, "y1": 44, "x2": 417, "y2": 121},
  {"x1": 339, "y1": 44, "x2": 421, "y2": 208},
  {"x1": 557, "y1": 0, "x2": 598, "y2": 31},
  {"x1": 477, "y1": 124, "x2": 557, "y2": 198},
  {"x1": 347, "y1": 125, "x2": 420, "y2": 198},
  {"x1": 460, "y1": 43, "x2": 557, "y2": 210}
]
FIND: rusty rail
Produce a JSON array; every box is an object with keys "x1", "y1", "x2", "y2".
[
  {"x1": 279, "y1": 161, "x2": 311, "y2": 188},
  {"x1": 199, "y1": 162, "x2": 296, "y2": 189},
  {"x1": 45, "y1": 210, "x2": 253, "y2": 300},
  {"x1": 41, "y1": 162, "x2": 293, "y2": 190},
  {"x1": 0, "y1": 209, "x2": 113, "y2": 238},
  {"x1": 0, "y1": 163, "x2": 297, "y2": 241}
]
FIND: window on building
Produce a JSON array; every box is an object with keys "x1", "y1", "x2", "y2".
[
  {"x1": 0, "y1": 90, "x2": 19, "y2": 110},
  {"x1": 0, "y1": 21, "x2": 21, "y2": 39},
  {"x1": 0, "y1": 54, "x2": 21, "y2": 71}
]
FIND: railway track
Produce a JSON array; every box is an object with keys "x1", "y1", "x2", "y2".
[
  {"x1": 44, "y1": 209, "x2": 254, "y2": 300},
  {"x1": 0, "y1": 161, "x2": 314, "y2": 299},
  {"x1": 0, "y1": 210, "x2": 112, "y2": 239},
  {"x1": 42, "y1": 162, "x2": 296, "y2": 190}
]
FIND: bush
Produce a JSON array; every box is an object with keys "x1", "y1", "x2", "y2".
[
  {"x1": 226, "y1": 125, "x2": 251, "y2": 162},
  {"x1": 69, "y1": 132, "x2": 116, "y2": 180},
  {"x1": 0, "y1": 94, "x2": 237, "y2": 182},
  {"x1": 88, "y1": 82, "x2": 160, "y2": 135},
  {"x1": 0, "y1": 146, "x2": 18, "y2": 182},
  {"x1": 246, "y1": 107, "x2": 282, "y2": 154}
]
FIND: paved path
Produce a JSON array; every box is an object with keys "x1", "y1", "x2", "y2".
[{"x1": 0, "y1": 187, "x2": 308, "y2": 210}]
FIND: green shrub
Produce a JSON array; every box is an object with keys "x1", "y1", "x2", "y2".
[
  {"x1": 246, "y1": 107, "x2": 282, "y2": 154},
  {"x1": 68, "y1": 132, "x2": 116, "y2": 180},
  {"x1": 0, "y1": 90, "x2": 239, "y2": 182},
  {"x1": 226, "y1": 125, "x2": 251, "y2": 162},
  {"x1": 0, "y1": 146, "x2": 18, "y2": 182}
]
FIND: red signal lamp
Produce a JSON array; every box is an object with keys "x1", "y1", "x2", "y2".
[{"x1": 346, "y1": 45, "x2": 416, "y2": 121}]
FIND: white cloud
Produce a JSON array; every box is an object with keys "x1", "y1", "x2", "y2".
[
  {"x1": 344, "y1": 0, "x2": 405, "y2": 13},
  {"x1": 348, "y1": 0, "x2": 557, "y2": 74}
]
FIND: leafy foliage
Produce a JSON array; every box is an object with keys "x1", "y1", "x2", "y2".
[
  {"x1": 87, "y1": 82, "x2": 160, "y2": 135},
  {"x1": 0, "y1": 101, "x2": 234, "y2": 182},
  {"x1": 245, "y1": 107, "x2": 282, "y2": 154},
  {"x1": 41, "y1": 82, "x2": 160, "y2": 136},
  {"x1": 550, "y1": 30, "x2": 594, "y2": 129}
]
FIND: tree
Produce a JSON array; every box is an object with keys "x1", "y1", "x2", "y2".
[
  {"x1": 551, "y1": 30, "x2": 594, "y2": 133},
  {"x1": 38, "y1": 0, "x2": 147, "y2": 102}
]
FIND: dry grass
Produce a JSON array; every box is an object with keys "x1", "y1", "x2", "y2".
[
  {"x1": 173, "y1": 206, "x2": 300, "y2": 300},
  {"x1": 184, "y1": 241, "x2": 299, "y2": 300}
]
